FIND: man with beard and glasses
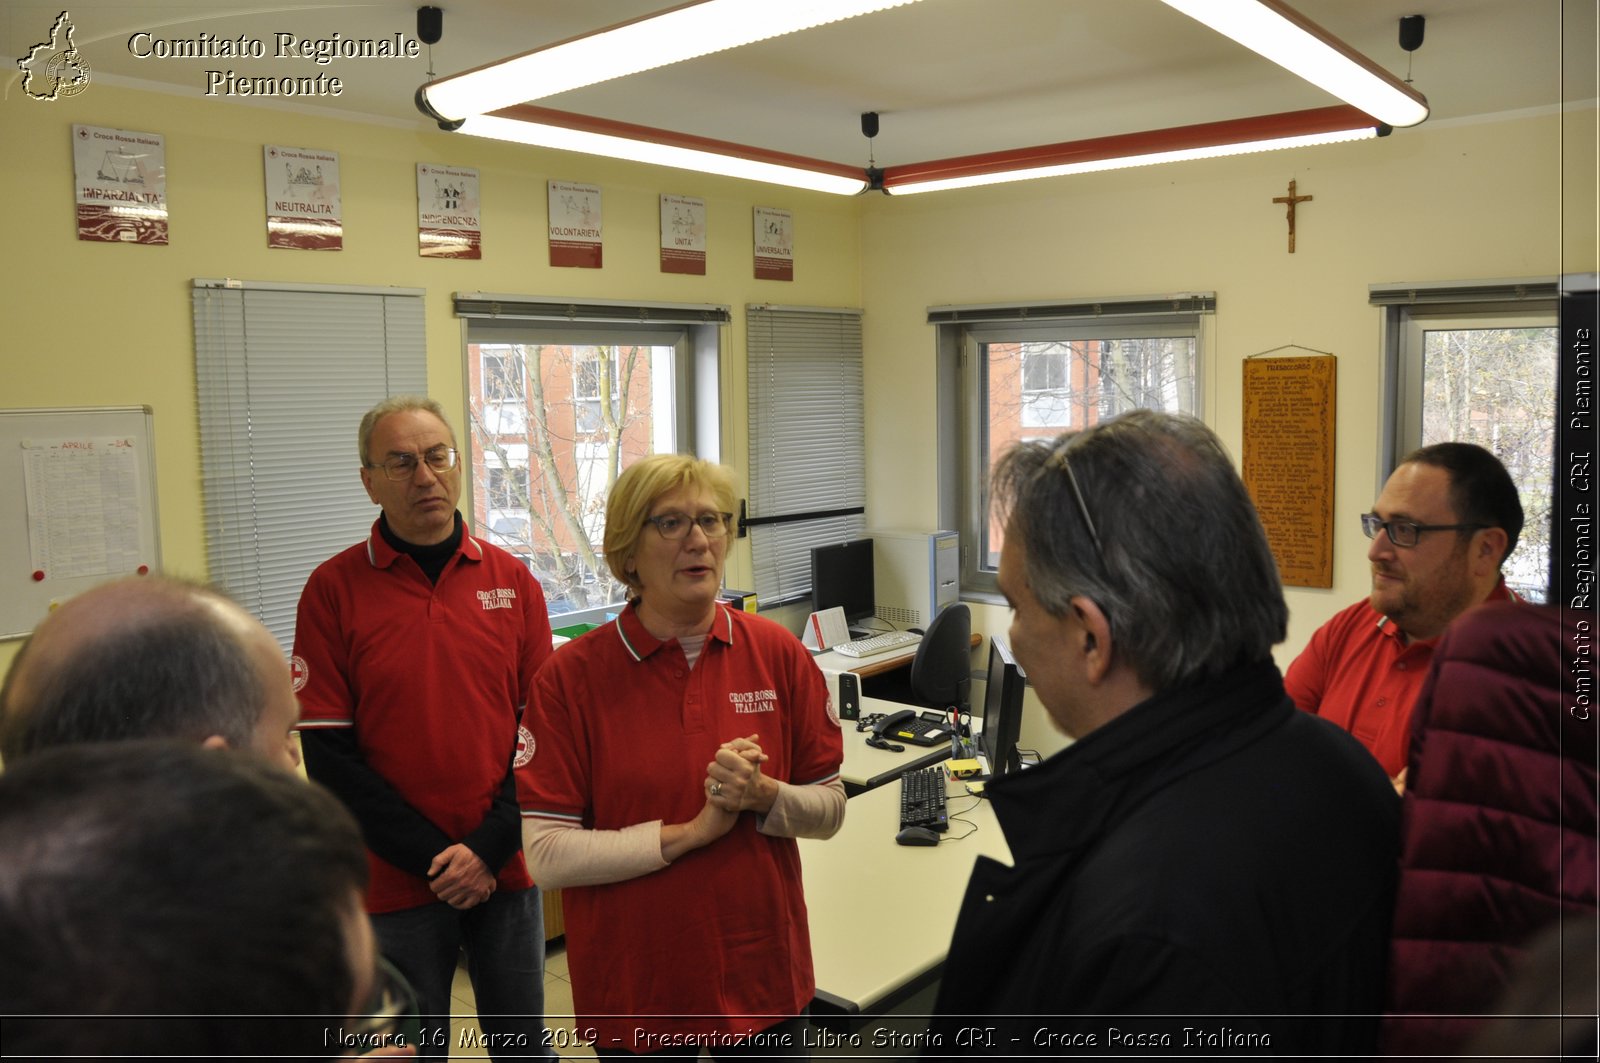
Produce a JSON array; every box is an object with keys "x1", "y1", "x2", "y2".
[{"x1": 1286, "y1": 442, "x2": 1523, "y2": 790}]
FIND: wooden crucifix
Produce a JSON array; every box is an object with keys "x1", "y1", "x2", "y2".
[{"x1": 1272, "y1": 179, "x2": 1313, "y2": 253}]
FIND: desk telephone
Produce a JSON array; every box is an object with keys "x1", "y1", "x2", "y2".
[{"x1": 866, "y1": 708, "x2": 948, "y2": 749}]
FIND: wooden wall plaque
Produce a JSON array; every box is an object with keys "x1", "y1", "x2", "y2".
[{"x1": 1242, "y1": 355, "x2": 1336, "y2": 588}]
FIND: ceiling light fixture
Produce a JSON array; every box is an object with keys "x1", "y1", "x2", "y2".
[
  {"x1": 465, "y1": 105, "x2": 869, "y2": 196},
  {"x1": 418, "y1": 0, "x2": 929, "y2": 124},
  {"x1": 1157, "y1": 0, "x2": 1429, "y2": 127},
  {"x1": 881, "y1": 106, "x2": 1385, "y2": 196}
]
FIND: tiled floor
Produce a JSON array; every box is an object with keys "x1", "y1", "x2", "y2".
[{"x1": 447, "y1": 939, "x2": 594, "y2": 1060}]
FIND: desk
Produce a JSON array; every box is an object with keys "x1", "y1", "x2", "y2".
[
  {"x1": 838, "y1": 696, "x2": 951, "y2": 792},
  {"x1": 800, "y1": 769, "x2": 1012, "y2": 1018}
]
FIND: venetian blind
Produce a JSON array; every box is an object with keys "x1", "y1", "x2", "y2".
[
  {"x1": 745, "y1": 305, "x2": 866, "y2": 606},
  {"x1": 193, "y1": 281, "x2": 426, "y2": 647}
]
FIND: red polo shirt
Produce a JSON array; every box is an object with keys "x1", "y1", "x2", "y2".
[
  {"x1": 295, "y1": 520, "x2": 551, "y2": 912},
  {"x1": 518, "y1": 601, "x2": 842, "y2": 1047},
  {"x1": 1285, "y1": 580, "x2": 1516, "y2": 778}
]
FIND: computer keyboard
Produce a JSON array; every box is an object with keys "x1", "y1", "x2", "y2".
[
  {"x1": 833, "y1": 630, "x2": 922, "y2": 658},
  {"x1": 899, "y1": 766, "x2": 949, "y2": 832}
]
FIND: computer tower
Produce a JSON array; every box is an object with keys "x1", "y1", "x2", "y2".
[{"x1": 868, "y1": 529, "x2": 959, "y2": 629}]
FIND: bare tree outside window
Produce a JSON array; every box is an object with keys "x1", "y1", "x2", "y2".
[
  {"x1": 1421, "y1": 326, "x2": 1556, "y2": 600},
  {"x1": 982, "y1": 335, "x2": 1197, "y2": 567},
  {"x1": 467, "y1": 342, "x2": 661, "y2": 615}
]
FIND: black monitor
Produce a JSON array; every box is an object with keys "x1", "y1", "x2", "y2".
[
  {"x1": 810, "y1": 538, "x2": 875, "y2": 629},
  {"x1": 979, "y1": 634, "x2": 1026, "y2": 777}
]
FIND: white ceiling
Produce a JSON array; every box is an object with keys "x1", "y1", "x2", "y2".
[{"x1": 4, "y1": 1, "x2": 1584, "y2": 171}]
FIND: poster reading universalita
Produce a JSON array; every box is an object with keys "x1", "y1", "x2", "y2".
[
  {"x1": 417, "y1": 163, "x2": 481, "y2": 259},
  {"x1": 264, "y1": 144, "x2": 342, "y2": 250},
  {"x1": 753, "y1": 206, "x2": 793, "y2": 281},
  {"x1": 548, "y1": 180, "x2": 602, "y2": 268},
  {"x1": 72, "y1": 125, "x2": 167, "y2": 244}
]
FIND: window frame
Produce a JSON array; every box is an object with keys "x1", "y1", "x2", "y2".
[
  {"x1": 454, "y1": 295, "x2": 726, "y2": 626},
  {"x1": 1374, "y1": 278, "x2": 1560, "y2": 600},
  {"x1": 934, "y1": 296, "x2": 1213, "y2": 598}
]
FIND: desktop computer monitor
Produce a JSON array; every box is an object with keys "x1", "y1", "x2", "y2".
[
  {"x1": 978, "y1": 634, "x2": 1026, "y2": 777},
  {"x1": 810, "y1": 538, "x2": 875, "y2": 632}
]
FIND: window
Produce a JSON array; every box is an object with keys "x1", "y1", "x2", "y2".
[
  {"x1": 1376, "y1": 280, "x2": 1560, "y2": 601},
  {"x1": 745, "y1": 305, "x2": 865, "y2": 607},
  {"x1": 933, "y1": 295, "x2": 1212, "y2": 595},
  {"x1": 193, "y1": 280, "x2": 426, "y2": 647},
  {"x1": 455, "y1": 296, "x2": 726, "y2": 620}
]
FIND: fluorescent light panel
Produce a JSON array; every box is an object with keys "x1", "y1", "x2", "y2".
[
  {"x1": 1159, "y1": 0, "x2": 1428, "y2": 127},
  {"x1": 422, "y1": 0, "x2": 928, "y2": 122},
  {"x1": 884, "y1": 125, "x2": 1378, "y2": 196},
  {"x1": 461, "y1": 113, "x2": 868, "y2": 195}
]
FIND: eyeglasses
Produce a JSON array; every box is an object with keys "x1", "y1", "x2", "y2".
[
  {"x1": 1045, "y1": 441, "x2": 1105, "y2": 558},
  {"x1": 1360, "y1": 512, "x2": 1488, "y2": 548},
  {"x1": 345, "y1": 955, "x2": 421, "y2": 1047},
  {"x1": 644, "y1": 511, "x2": 732, "y2": 540},
  {"x1": 368, "y1": 447, "x2": 458, "y2": 481}
]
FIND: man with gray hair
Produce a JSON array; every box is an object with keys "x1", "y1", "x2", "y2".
[
  {"x1": 0, "y1": 574, "x2": 301, "y2": 769},
  {"x1": 929, "y1": 410, "x2": 1399, "y2": 1055},
  {"x1": 294, "y1": 395, "x2": 553, "y2": 1060}
]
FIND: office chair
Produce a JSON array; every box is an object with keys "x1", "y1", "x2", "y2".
[{"x1": 908, "y1": 603, "x2": 971, "y2": 716}]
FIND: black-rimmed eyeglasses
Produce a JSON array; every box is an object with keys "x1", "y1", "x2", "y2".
[
  {"x1": 368, "y1": 447, "x2": 458, "y2": 481},
  {"x1": 1360, "y1": 512, "x2": 1487, "y2": 548},
  {"x1": 644, "y1": 511, "x2": 732, "y2": 541}
]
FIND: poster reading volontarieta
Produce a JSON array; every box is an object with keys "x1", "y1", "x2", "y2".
[
  {"x1": 548, "y1": 181, "x2": 602, "y2": 268},
  {"x1": 418, "y1": 164, "x2": 482, "y2": 259},
  {"x1": 660, "y1": 194, "x2": 706, "y2": 275},
  {"x1": 72, "y1": 125, "x2": 167, "y2": 244},
  {"x1": 753, "y1": 206, "x2": 793, "y2": 281},
  {"x1": 264, "y1": 145, "x2": 342, "y2": 250}
]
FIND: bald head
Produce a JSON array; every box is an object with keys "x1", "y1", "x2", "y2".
[{"x1": 0, "y1": 576, "x2": 301, "y2": 768}]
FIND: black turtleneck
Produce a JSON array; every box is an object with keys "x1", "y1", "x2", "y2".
[{"x1": 378, "y1": 511, "x2": 463, "y2": 584}]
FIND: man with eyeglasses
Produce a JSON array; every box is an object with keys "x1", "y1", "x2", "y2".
[
  {"x1": 928, "y1": 411, "x2": 1396, "y2": 1055},
  {"x1": 1286, "y1": 442, "x2": 1523, "y2": 788},
  {"x1": 294, "y1": 395, "x2": 554, "y2": 1061}
]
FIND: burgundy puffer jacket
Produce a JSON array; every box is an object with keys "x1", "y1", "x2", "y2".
[{"x1": 1381, "y1": 600, "x2": 1598, "y2": 1057}]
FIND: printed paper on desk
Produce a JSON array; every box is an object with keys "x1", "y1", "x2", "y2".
[{"x1": 801, "y1": 607, "x2": 850, "y2": 651}]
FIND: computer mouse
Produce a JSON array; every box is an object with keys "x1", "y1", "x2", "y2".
[{"x1": 895, "y1": 826, "x2": 940, "y2": 847}]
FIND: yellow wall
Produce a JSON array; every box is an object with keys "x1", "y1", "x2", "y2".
[
  {"x1": 855, "y1": 109, "x2": 1593, "y2": 755},
  {"x1": 3, "y1": 83, "x2": 1594, "y2": 743},
  {"x1": 0, "y1": 84, "x2": 862, "y2": 673}
]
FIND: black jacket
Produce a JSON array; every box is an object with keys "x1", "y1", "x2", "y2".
[{"x1": 929, "y1": 660, "x2": 1399, "y2": 1057}]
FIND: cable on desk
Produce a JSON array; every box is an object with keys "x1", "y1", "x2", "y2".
[{"x1": 940, "y1": 795, "x2": 985, "y2": 841}]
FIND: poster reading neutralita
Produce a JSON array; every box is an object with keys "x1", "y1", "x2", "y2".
[
  {"x1": 72, "y1": 125, "x2": 167, "y2": 245},
  {"x1": 264, "y1": 145, "x2": 342, "y2": 250},
  {"x1": 418, "y1": 163, "x2": 482, "y2": 259}
]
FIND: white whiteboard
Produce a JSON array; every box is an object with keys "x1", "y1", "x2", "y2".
[{"x1": 1, "y1": 407, "x2": 161, "y2": 639}]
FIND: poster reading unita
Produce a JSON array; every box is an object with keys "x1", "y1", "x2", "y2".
[
  {"x1": 265, "y1": 145, "x2": 342, "y2": 250},
  {"x1": 660, "y1": 194, "x2": 706, "y2": 275},
  {"x1": 72, "y1": 125, "x2": 167, "y2": 245}
]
